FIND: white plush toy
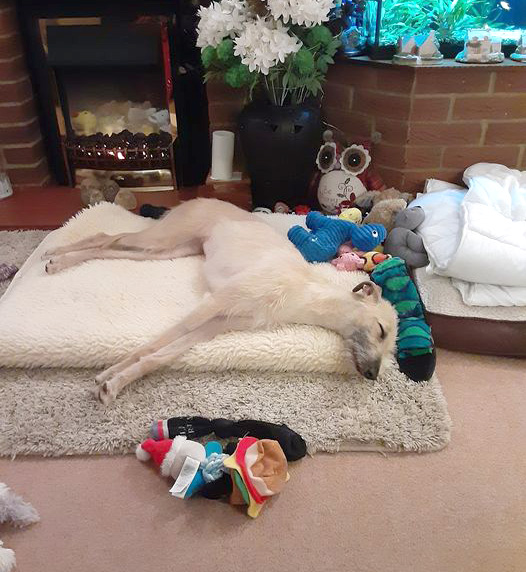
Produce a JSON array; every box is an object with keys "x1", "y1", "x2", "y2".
[
  {"x1": 314, "y1": 130, "x2": 371, "y2": 215},
  {"x1": 0, "y1": 483, "x2": 39, "y2": 572}
]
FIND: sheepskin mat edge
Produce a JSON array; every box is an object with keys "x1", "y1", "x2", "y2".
[
  {"x1": 0, "y1": 230, "x2": 451, "y2": 456},
  {"x1": 0, "y1": 367, "x2": 451, "y2": 457}
]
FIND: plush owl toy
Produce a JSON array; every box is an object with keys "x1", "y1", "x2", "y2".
[{"x1": 311, "y1": 130, "x2": 386, "y2": 215}]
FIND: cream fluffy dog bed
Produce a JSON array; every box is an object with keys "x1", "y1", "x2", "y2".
[{"x1": 0, "y1": 203, "x2": 371, "y2": 373}]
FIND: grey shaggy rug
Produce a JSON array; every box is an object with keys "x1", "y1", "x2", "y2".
[{"x1": 0, "y1": 231, "x2": 451, "y2": 457}]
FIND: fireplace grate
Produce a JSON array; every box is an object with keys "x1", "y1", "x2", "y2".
[{"x1": 65, "y1": 130, "x2": 173, "y2": 171}]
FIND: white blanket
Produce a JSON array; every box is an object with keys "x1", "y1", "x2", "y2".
[
  {"x1": 0, "y1": 202, "x2": 366, "y2": 373},
  {"x1": 412, "y1": 163, "x2": 526, "y2": 306}
]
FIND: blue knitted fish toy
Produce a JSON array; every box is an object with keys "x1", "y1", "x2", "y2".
[{"x1": 288, "y1": 211, "x2": 387, "y2": 263}]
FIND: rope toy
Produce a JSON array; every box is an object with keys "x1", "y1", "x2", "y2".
[{"x1": 200, "y1": 453, "x2": 228, "y2": 483}]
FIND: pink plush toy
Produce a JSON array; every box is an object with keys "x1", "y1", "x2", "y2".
[{"x1": 331, "y1": 251, "x2": 365, "y2": 272}]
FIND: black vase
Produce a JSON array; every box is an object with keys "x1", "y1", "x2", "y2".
[{"x1": 238, "y1": 101, "x2": 323, "y2": 209}]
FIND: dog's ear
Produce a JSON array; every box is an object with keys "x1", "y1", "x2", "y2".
[{"x1": 352, "y1": 281, "x2": 381, "y2": 302}]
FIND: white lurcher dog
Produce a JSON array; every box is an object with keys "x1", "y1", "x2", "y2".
[{"x1": 43, "y1": 199, "x2": 398, "y2": 404}]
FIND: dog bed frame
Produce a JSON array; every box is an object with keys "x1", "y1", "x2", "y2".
[{"x1": 414, "y1": 269, "x2": 526, "y2": 357}]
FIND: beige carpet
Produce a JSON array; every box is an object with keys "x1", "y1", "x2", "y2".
[
  {"x1": 1, "y1": 350, "x2": 525, "y2": 572},
  {"x1": 0, "y1": 230, "x2": 450, "y2": 455}
]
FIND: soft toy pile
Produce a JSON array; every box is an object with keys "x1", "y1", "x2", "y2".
[
  {"x1": 288, "y1": 211, "x2": 387, "y2": 264},
  {"x1": 71, "y1": 100, "x2": 173, "y2": 137},
  {"x1": 136, "y1": 416, "x2": 306, "y2": 518},
  {"x1": 136, "y1": 435, "x2": 290, "y2": 518}
]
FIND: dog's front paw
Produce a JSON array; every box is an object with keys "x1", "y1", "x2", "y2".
[{"x1": 93, "y1": 380, "x2": 117, "y2": 405}]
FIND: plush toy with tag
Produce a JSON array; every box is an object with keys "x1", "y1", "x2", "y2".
[
  {"x1": 136, "y1": 436, "x2": 226, "y2": 498},
  {"x1": 310, "y1": 130, "x2": 386, "y2": 215}
]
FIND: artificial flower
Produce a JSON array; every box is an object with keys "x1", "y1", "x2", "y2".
[
  {"x1": 267, "y1": 0, "x2": 335, "y2": 28},
  {"x1": 234, "y1": 17, "x2": 302, "y2": 75},
  {"x1": 197, "y1": 0, "x2": 254, "y2": 49}
]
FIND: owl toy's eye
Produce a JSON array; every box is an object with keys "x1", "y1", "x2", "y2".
[
  {"x1": 371, "y1": 229, "x2": 379, "y2": 238},
  {"x1": 316, "y1": 142, "x2": 338, "y2": 173},
  {"x1": 340, "y1": 144, "x2": 371, "y2": 175}
]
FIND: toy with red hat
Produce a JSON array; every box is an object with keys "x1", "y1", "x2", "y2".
[{"x1": 136, "y1": 436, "x2": 225, "y2": 499}]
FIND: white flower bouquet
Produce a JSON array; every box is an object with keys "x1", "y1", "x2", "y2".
[{"x1": 197, "y1": 0, "x2": 341, "y2": 106}]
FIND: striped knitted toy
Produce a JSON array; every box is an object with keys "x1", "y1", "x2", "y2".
[
  {"x1": 371, "y1": 257, "x2": 435, "y2": 382},
  {"x1": 288, "y1": 211, "x2": 386, "y2": 263}
]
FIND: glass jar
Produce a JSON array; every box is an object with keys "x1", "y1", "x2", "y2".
[{"x1": 341, "y1": 0, "x2": 368, "y2": 57}]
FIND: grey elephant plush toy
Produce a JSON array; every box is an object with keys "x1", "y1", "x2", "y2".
[{"x1": 384, "y1": 206, "x2": 429, "y2": 268}]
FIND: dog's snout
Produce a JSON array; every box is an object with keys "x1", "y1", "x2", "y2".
[{"x1": 363, "y1": 365, "x2": 379, "y2": 380}]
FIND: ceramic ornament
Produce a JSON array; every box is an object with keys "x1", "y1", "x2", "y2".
[
  {"x1": 456, "y1": 29, "x2": 504, "y2": 64},
  {"x1": 0, "y1": 172, "x2": 13, "y2": 200},
  {"x1": 511, "y1": 34, "x2": 526, "y2": 62},
  {"x1": 393, "y1": 31, "x2": 443, "y2": 66}
]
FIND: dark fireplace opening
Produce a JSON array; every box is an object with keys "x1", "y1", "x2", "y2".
[{"x1": 15, "y1": 0, "x2": 211, "y2": 189}]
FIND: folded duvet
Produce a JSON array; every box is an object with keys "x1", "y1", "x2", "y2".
[{"x1": 411, "y1": 163, "x2": 526, "y2": 306}]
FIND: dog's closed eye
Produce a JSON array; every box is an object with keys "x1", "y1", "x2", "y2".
[{"x1": 378, "y1": 323, "x2": 386, "y2": 340}]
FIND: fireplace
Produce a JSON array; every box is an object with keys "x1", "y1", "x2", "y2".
[
  {"x1": 4, "y1": 0, "x2": 211, "y2": 189},
  {"x1": 45, "y1": 19, "x2": 177, "y2": 190}
]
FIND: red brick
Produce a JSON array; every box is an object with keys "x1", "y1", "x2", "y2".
[
  {"x1": 322, "y1": 80, "x2": 352, "y2": 110},
  {"x1": 0, "y1": 117, "x2": 41, "y2": 144},
  {"x1": 353, "y1": 90, "x2": 411, "y2": 120},
  {"x1": 373, "y1": 142, "x2": 405, "y2": 169},
  {"x1": 0, "y1": 98, "x2": 36, "y2": 123},
  {"x1": 0, "y1": 33, "x2": 23, "y2": 60},
  {"x1": 415, "y1": 69, "x2": 491, "y2": 94},
  {"x1": 408, "y1": 122, "x2": 482, "y2": 146},
  {"x1": 328, "y1": 64, "x2": 377, "y2": 90},
  {"x1": 374, "y1": 117, "x2": 409, "y2": 145},
  {"x1": 402, "y1": 169, "x2": 463, "y2": 193},
  {"x1": 410, "y1": 97, "x2": 451, "y2": 121},
  {"x1": 494, "y1": 69, "x2": 526, "y2": 92},
  {"x1": 375, "y1": 67, "x2": 414, "y2": 93},
  {"x1": 453, "y1": 95, "x2": 526, "y2": 120},
  {"x1": 0, "y1": 76, "x2": 32, "y2": 104},
  {"x1": 6, "y1": 159, "x2": 50, "y2": 185},
  {"x1": 3, "y1": 139, "x2": 45, "y2": 165},
  {"x1": 0, "y1": 6, "x2": 17, "y2": 35},
  {"x1": 405, "y1": 145, "x2": 442, "y2": 169},
  {"x1": 0, "y1": 56, "x2": 28, "y2": 81},
  {"x1": 376, "y1": 166, "x2": 404, "y2": 189},
  {"x1": 443, "y1": 145, "x2": 520, "y2": 169},
  {"x1": 323, "y1": 108, "x2": 373, "y2": 140},
  {"x1": 206, "y1": 81, "x2": 244, "y2": 103},
  {"x1": 485, "y1": 122, "x2": 526, "y2": 145},
  {"x1": 208, "y1": 102, "x2": 243, "y2": 125}
]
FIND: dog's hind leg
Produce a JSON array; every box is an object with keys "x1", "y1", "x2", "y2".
[
  {"x1": 45, "y1": 240, "x2": 201, "y2": 274},
  {"x1": 43, "y1": 232, "x2": 131, "y2": 258},
  {"x1": 95, "y1": 314, "x2": 253, "y2": 405}
]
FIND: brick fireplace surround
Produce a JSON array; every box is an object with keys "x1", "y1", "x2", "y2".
[{"x1": 2, "y1": 0, "x2": 526, "y2": 191}]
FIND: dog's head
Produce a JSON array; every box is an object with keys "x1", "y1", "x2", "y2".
[{"x1": 341, "y1": 281, "x2": 398, "y2": 380}]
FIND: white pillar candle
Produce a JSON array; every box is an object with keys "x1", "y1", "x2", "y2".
[{"x1": 211, "y1": 130, "x2": 235, "y2": 181}]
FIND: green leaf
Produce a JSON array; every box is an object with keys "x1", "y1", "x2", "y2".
[
  {"x1": 316, "y1": 59, "x2": 329, "y2": 73},
  {"x1": 201, "y1": 46, "x2": 216, "y2": 69},
  {"x1": 294, "y1": 47, "x2": 315, "y2": 75},
  {"x1": 216, "y1": 38, "x2": 235, "y2": 63}
]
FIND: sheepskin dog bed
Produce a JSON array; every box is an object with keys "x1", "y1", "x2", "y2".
[
  {"x1": 0, "y1": 205, "x2": 451, "y2": 456},
  {"x1": 414, "y1": 268, "x2": 526, "y2": 357}
]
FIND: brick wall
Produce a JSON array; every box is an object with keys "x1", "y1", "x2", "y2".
[
  {"x1": 323, "y1": 59, "x2": 526, "y2": 191},
  {"x1": 0, "y1": 0, "x2": 50, "y2": 185},
  {"x1": 207, "y1": 59, "x2": 526, "y2": 193}
]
